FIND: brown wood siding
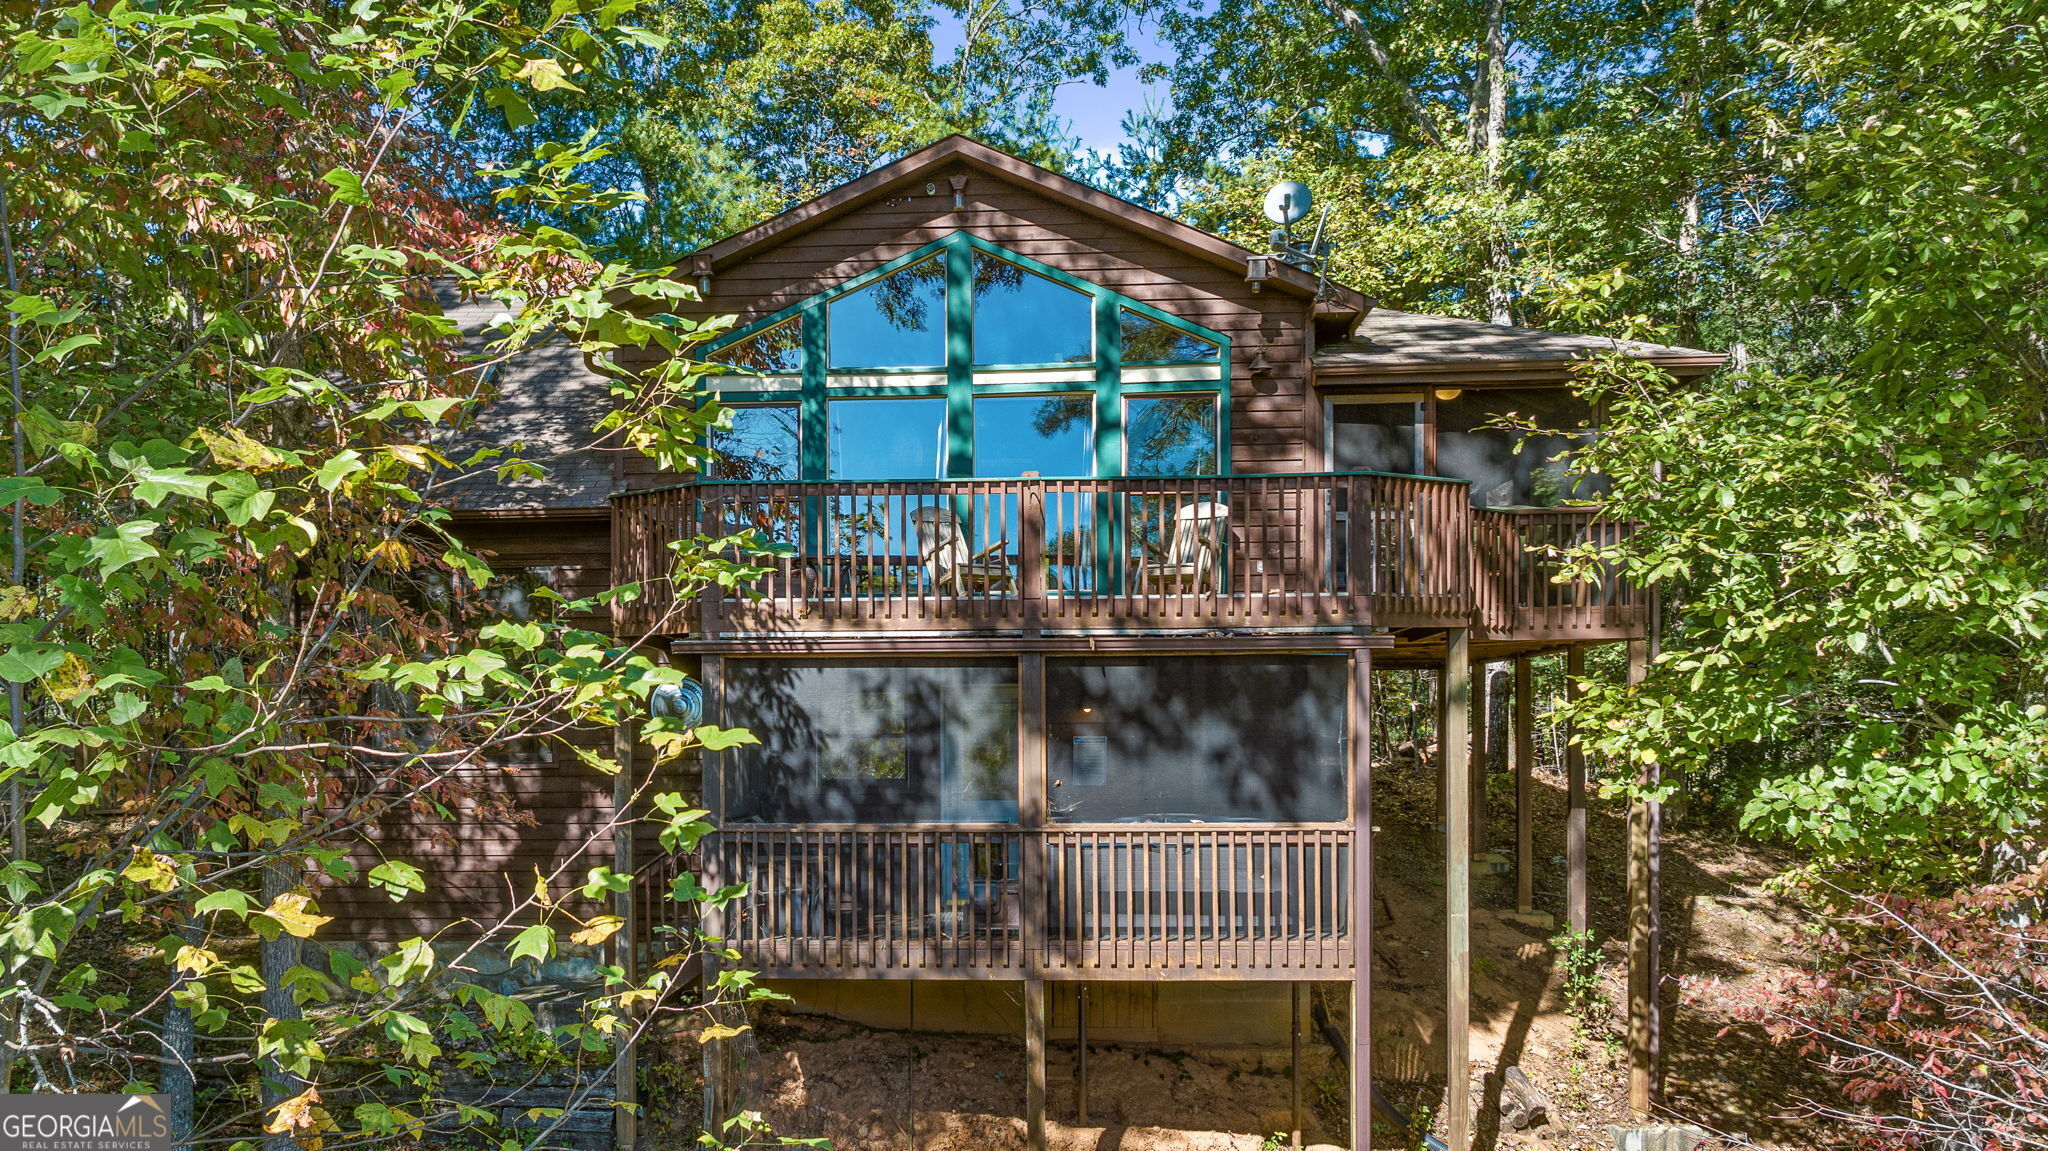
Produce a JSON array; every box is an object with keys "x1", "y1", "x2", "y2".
[
  {"x1": 318, "y1": 515, "x2": 627, "y2": 940},
  {"x1": 622, "y1": 161, "x2": 1316, "y2": 486}
]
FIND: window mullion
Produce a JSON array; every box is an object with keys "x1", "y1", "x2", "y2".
[{"x1": 944, "y1": 238, "x2": 974, "y2": 478}]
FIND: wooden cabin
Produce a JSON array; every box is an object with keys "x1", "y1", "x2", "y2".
[{"x1": 334, "y1": 137, "x2": 1723, "y2": 1148}]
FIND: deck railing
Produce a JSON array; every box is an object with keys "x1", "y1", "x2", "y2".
[
  {"x1": 612, "y1": 474, "x2": 1638, "y2": 640},
  {"x1": 639, "y1": 824, "x2": 1358, "y2": 977}
]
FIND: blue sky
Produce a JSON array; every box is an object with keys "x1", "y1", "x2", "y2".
[{"x1": 926, "y1": 14, "x2": 1176, "y2": 155}]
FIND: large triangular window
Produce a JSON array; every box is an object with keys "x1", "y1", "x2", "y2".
[
  {"x1": 828, "y1": 256, "x2": 946, "y2": 370},
  {"x1": 971, "y1": 252, "x2": 1092, "y2": 366},
  {"x1": 710, "y1": 315, "x2": 802, "y2": 373},
  {"x1": 1120, "y1": 309, "x2": 1220, "y2": 364}
]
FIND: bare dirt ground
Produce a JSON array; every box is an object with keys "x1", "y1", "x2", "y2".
[{"x1": 639, "y1": 763, "x2": 1837, "y2": 1151}]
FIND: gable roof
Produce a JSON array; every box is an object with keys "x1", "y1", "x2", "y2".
[
  {"x1": 1315, "y1": 308, "x2": 1726, "y2": 382},
  {"x1": 681, "y1": 135, "x2": 1372, "y2": 317}
]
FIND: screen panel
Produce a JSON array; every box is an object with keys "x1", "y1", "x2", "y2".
[
  {"x1": 1046, "y1": 656, "x2": 1348, "y2": 823},
  {"x1": 716, "y1": 661, "x2": 1019, "y2": 824}
]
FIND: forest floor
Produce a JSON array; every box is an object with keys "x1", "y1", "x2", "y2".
[{"x1": 639, "y1": 762, "x2": 1838, "y2": 1151}]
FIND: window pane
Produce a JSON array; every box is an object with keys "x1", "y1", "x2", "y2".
[
  {"x1": 973, "y1": 394, "x2": 1093, "y2": 478},
  {"x1": 1330, "y1": 401, "x2": 1420, "y2": 474},
  {"x1": 972, "y1": 254, "x2": 1092, "y2": 366},
  {"x1": 716, "y1": 661, "x2": 1018, "y2": 823},
  {"x1": 1047, "y1": 657, "x2": 1347, "y2": 822},
  {"x1": 828, "y1": 257, "x2": 946, "y2": 370},
  {"x1": 709, "y1": 405, "x2": 800, "y2": 481},
  {"x1": 1120, "y1": 310, "x2": 1219, "y2": 363},
  {"x1": 1125, "y1": 395, "x2": 1218, "y2": 476},
  {"x1": 1437, "y1": 387, "x2": 1603, "y2": 507},
  {"x1": 710, "y1": 316, "x2": 802, "y2": 373},
  {"x1": 828, "y1": 397, "x2": 946, "y2": 479}
]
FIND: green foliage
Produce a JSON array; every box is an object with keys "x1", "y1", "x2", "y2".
[
  {"x1": 1560, "y1": 0, "x2": 2048, "y2": 878},
  {"x1": 0, "y1": 0, "x2": 784, "y2": 1141}
]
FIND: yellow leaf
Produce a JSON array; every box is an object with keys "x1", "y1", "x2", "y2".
[
  {"x1": 532, "y1": 867, "x2": 553, "y2": 910},
  {"x1": 0, "y1": 586, "x2": 38, "y2": 621},
  {"x1": 265, "y1": 1087, "x2": 327, "y2": 1135},
  {"x1": 570, "y1": 915, "x2": 624, "y2": 946},
  {"x1": 122, "y1": 849, "x2": 178, "y2": 893},
  {"x1": 698, "y1": 1023, "x2": 750, "y2": 1044},
  {"x1": 365, "y1": 540, "x2": 414, "y2": 572},
  {"x1": 194, "y1": 426, "x2": 286, "y2": 471},
  {"x1": 258, "y1": 893, "x2": 333, "y2": 939},
  {"x1": 172, "y1": 944, "x2": 216, "y2": 976}
]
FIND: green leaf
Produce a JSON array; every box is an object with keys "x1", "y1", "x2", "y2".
[
  {"x1": 195, "y1": 889, "x2": 253, "y2": 917},
  {"x1": 513, "y1": 57, "x2": 583, "y2": 92},
  {"x1": 507, "y1": 923, "x2": 554, "y2": 967},
  {"x1": 693, "y1": 725, "x2": 760, "y2": 751},
  {"x1": 0, "y1": 643, "x2": 66, "y2": 683},
  {"x1": 314, "y1": 450, "x2": 366, "y2": 491},
  {"x1": 84, "y1": 521, "x2": 160, "y2": 576},
  {"x1": 0, "y1": 476, "x2": 62, "y2": 507},
  {"x1": 367, "y1": 860, "x2": 426, "y2": 902},
  {"x1": 321, "y1": 167, "x2": 371, "y2": 206}
]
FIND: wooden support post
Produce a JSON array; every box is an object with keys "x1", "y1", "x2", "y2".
[
  {"x1": 1350, "y1": 651, "x2": 1375, "y2": 1151},
  {"x1": 698, "y1": 656, "x2": 729, "y2": 1133},
  {"x1": 1470, "y1": 660, "x2": 1488, "y2": 855},
  {"x1": 1625, "y1": 639, "x2": 1658, "y2": 1115},
  {"x1": 1442, "y1": 630, "x2": 1472, "y2": 1151},
  {"x1": 1020, "y1": 654, "x2": 1047, "y2": 972},
  {"x1": 1435, "y1": 668, "x2": 1449, "y2": 835},
  {"x1": 1026, "y1": 978, "x2": 1047, "y2": 1151},
  {"x1": 1291, "y1": 984, "x2": 1304, "y2": 1151},
  {"x1": 613, "y1": 720, "x2": 639, "y2": 1151},
  {"x1": 1514, "y1": 657, "x2": 1535, "y2": 914},
  {"x1": 1564, "y1": 647, "x2": 1588, "y2": 936},
  {"x1": 1022, "y1": 655, "x2": 1049, "y2": 1151},
  {"x1": 1077, "y1": 986, "x2": 1089, "y2": 1125}
]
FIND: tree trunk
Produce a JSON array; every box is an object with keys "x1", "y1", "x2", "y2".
[
  {"x1": 1316, "y1": 0, "x2": 1448, "y2": 147},
  {"x1": 1479, "y1": 0, "x2": 1513, "y2": 326},
  {"x1": 260, "y1": 863, "x2": 302, "y2": 1151}
]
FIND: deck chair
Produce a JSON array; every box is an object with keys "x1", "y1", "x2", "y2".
[
  {"x1": 910, "y1": 504, "x2": 1017, "y2": 596},
  {"x1": 1138, "y1": 500, "x2": 1228, "y2": 595}
]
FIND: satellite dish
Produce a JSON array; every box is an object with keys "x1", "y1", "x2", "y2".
[{"x1": 1263, "y1": 180, "x2": 1313, "y2": 226}]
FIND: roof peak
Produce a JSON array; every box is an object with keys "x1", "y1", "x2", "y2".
[{"x1": 680, "y1": 135, "x2": 1370, "y2": 314}]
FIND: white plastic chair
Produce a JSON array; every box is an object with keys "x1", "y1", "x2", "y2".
[{"x1": 910, "y1": 505, "x2": 1016, "y2": 596}]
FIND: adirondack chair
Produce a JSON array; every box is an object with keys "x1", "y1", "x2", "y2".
[
  {"x1": 1137, "y1": 499, "x2": 1228, "y2": 595},
  {"x1": 910, "y1": 504, "x2": 1017, "y2": 595}
]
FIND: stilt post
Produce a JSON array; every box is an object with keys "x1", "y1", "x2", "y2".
[
  {"x1": 1350, "y1": 651, "x2": 1375, "y2": 1151},
  {"x1": 1077, "y1": 986, "x2": 1089, "y2": 1125},
  {"x1": 1513, "y1": 656, "x2": 1534, "y2": 914},
  {"x1": 1022, "y1": 653, "x2": 1048, "y2": 1149},
  {"x1": 1026, "y1": 978, "x2": 1047, "y2": 1150},
  {"x1": 1443, "y1": 630, "x2": 1472, "y2": 1151},
  {"x1": 1625, "y1": 639, "x2": 1658, "y2": 1114},
  {"x1": 1564, "y1": 647, "x2": 1588, "y2": 936},
  {"x1": 1292, "y1": 984, "x2": 1305, "y2": 1151},
  {"x1": 612, "y1": 720, "x2": 639, "y2": 1151},
  {"x1": 1470, "y1": 659, "x2": 1488, "y2": 855},
  {"x1": 698, "y1": 655, "x2": 731, "y2": 1132}
]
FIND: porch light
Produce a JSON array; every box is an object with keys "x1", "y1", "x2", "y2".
[
  {"x1": 1244, "y1": 254, "x2": 1271, "y2": 292},
  {"x1": 1435, "y1": 387, "x2": 1464, "y2": 401},
  {"x1": 649, "y1": 678, "x2": 705, "y2": 726}
]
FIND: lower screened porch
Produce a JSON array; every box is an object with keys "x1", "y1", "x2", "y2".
[{"x1": 645, "y1": 650, "x2": 1376, "y2": 984}]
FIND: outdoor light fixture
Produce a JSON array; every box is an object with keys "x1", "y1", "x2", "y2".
[
  {"x1": 649, "y1": 678, "x2": 705, "y2": 726},
  {"x1": 1435, "y1": 387, "x2": 1464, "y2": 401}
]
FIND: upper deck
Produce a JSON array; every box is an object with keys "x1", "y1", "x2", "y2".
[{"x1": 612, "y1": 471, "x2": 1643, "y2": 647}]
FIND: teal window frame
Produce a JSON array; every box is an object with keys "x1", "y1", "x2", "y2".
[{"x1": 701, "y1": 232, "x2": 1231, "y2": 481}]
